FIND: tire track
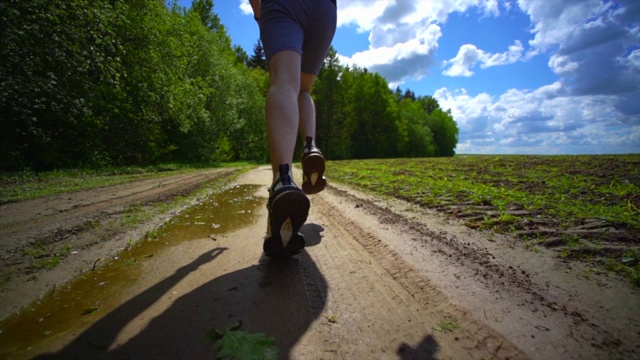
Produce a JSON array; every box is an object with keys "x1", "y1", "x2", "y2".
[
  {"x1": 304, "y1": 192, "x2": 527, "y2": 359},
  {"x1": 0, "y1": 169, "x2": 230, "y2": 251},
  {"x1": 324, "y1": 184, "x2": 637, "y2": 359}
]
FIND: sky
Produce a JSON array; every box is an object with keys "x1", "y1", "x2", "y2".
[{"x1": 177, "y1": 0, "x2": 640, "y2": 155}]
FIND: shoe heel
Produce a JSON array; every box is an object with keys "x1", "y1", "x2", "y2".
[
  {"x1": 302, "y1": 155, "x2": 326, "y2": 195},
  {"x1": 264, "y1": 190, "x2": 310, "y2": 258}
]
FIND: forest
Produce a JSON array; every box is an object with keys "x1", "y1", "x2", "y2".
[{"x1": 0, "y1": 0, "x2": 459, "y2": 171}]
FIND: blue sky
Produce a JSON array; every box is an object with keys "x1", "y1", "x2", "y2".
[{"x1": 177, "y1": 0, "x2": 640, "y2": 155}]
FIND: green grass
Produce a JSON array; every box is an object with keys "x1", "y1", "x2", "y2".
[
  {"x1": 0, "y1": 162, "x2": 256, "y2": 204},
  {"x1": 433, "y1": 316, "x2": 460, "y2": 333},
  {"x1": 328, "y1": 155, "x2": 640, "y2": 285},
  {"x1": 329, "y1": 155, "x2": 639, "y2": 231}
]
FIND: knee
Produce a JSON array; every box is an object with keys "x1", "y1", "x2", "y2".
[
  {"x1": 298, "y1": 89, "x2": 313, "y2": 103},
  {"x1": 299, "y1": 88, "x2": 311, "y2": 97}
]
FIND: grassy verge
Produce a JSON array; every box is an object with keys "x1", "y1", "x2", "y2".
[
  {"x1": 328, "y1": 155, "x2": 640, "y2": 285},
  {"x1": 0, "y1": 162, "x2": 255, "y2": 204}
]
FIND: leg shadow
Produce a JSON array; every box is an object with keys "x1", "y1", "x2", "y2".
[
  {"x1": 34, "y1": 247, "x2": 227, "y2": 359},
  {"x1": 36, "y1": 242, "x2": 328, "y2": 359}
]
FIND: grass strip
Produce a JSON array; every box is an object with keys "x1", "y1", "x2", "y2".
[{"x1": 0, "y1": 162, "x2": 255, "y2": 204}]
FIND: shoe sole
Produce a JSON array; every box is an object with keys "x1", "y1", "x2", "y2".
[
  {"x1": 263, "y1": 190, "x2": 310, "y2": 258},
  {"x1": 302, "y1": 154, "x2": 327, "y2": 195}
]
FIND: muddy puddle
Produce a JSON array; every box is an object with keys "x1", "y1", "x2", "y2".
[{"x1": 0, "y1": 184, "x2": 263, "y2": 359}]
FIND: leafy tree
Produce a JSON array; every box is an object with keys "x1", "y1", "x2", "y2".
[
  {"x1": 425, "y1": 109, "x2": 458, "y2": 157},
  {"x1": 0, "y1": 0, "x2": 268, "y2": 170},
  {"x1": 189, "y1": 0, "x2": 223, "y2": 32},
  {"x1": 233, "y1": 45, "x2": 250, "y2": 66},
  {"x1": 347, "y1": 68, "x2": 399, "y2": 158},
  {"x1": 418, "y1": 95, "x2": 441, "y2": 115},
  {"x1": 394, "y1": 86, "x2": 403, "y2": 100},
  {"x1": 314, "y1": 46, "x2": 351, "y2": 159},
  {"x1": 0, "y1": 0, "x2": 125, "y2": 169},
  {"x1": 397, "y1": 99, "x2": 435, "y2": 157}
]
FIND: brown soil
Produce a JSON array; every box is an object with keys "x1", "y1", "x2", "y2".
[{"x1": 1, "y1": 166, "x2": 639, "y2": 359}]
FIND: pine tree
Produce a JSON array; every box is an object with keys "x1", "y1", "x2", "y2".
[{"x1": 247, "y1": 40, "x2": 267, "y2": 70}]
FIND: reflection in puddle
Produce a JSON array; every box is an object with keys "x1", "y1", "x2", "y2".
[
  {"x1": 157, "y1": 184, "x2": 262, "y2": 242},
  {"x1": 0, "y1": 184, "x2": 263, "y2": 358}
]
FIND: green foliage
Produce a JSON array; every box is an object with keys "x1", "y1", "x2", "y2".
[
  {"x1": 425, "y1": 109, "x2": 459, "y2": 157},
  {"x1": 314, "y1": 47, "x2": 457, "y2": 160},
  {"x1": 397, "y1": 98, "x2": 436, "y2": 157},
  {"x1": 247, "y1": 40, "x2": 267, "y2": 70},
  {"x1": 418, "y1": 95, "x2": 441, "y2": 115},
  {"x1": 1, "y1": 0, "x2": 456, "y2": 172},
  {"x1": 1, "y1": 0, "x2": 267, "y2": 171},
  {"x1": 207, "y1": 325, "x2": 278, "y2": 360},
  {"x1": 189, "y1": 0, "x2": 223, "y2": 32},
  {"x1": 0, "y1": 0, "x2": 124, "y2": 169},
  {"x1": 433, "y1": 316, "x2": 460, "y2": 333}
]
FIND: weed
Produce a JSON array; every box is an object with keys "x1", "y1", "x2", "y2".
[
  {"x1": 81, "y1": 307, "x2": 99, "y2": 315},
  {"x1": 524, "y1": 240, "x2": 542, "y2": 253},
  {"x1": 206, "y1": 322, "x2": 278, "y2": 360},
  {"x1": 34, "y1": 257, "x2": 60, "y2": 270},
  {"x1": 0, "y1": 271, "x2": 15, "y2": 287},
  {"x1": 23, "y1": 246, "x2": 46, "y2": 259},
  {"x1": 57, "y1": 243, "x2": 73, "y2": 257},
  {"x1": 433, "y1": 316, "x2": 460, "y2": 333}
]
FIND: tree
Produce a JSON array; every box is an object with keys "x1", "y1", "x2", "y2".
[
  {"x1": 315, "y1": 46, "x2": 351, "y2": 159},
  {"x1": 418, "y1": 95, "x2": 441, "y2": 115},
  {"x1": 233, "y1": 45, "x2": 249, "y2": 66},
  {"x1": 0, "y1": 0, "x2": 268, "y2": 170},
  {"x1": 425, "y1": 109, "x2": 458, "y2": 157},
  {"x1": 247, "y1": 40, "x2": 267, "y2": 70},
  {"x1": 190, "y1": 0, "x2": 222, "y2": 32},
  {"x1": 397, "y1": 99, "x2": 435, "y2": 157},
  {"x1": 346, "y1": 69, "x2": 399, "y2": 159},
  {"x1": 0, "y1": 0, "x2": 124, "y2": 169},
  {"x1": 403, "y1": 89, "x2": 416, "y2": 101}
]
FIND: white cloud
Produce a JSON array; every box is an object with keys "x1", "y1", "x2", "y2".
[
  {"x1": 340, "y1": 23, "x2": 442, "y2": 86},
  {"x1": 483, "y1": 40, "x2": 525, "y2": 67},
  {"x1": 517, "y1": 0, "x2": 607, "y2": 51},
  {"x1": 435, "y1": 84, "x2": 640, "y2": 154},
  {"x1": 547, "y1": 54, "x2": 579, "y2": 75},
  {"x1": 335, "y1": 0, "x2": 506, "y2": 85},
  {"x1": 443, "y1": 40, "x2": 525, "y2": 77},
  {"x1": 239, "y1": 0, "x2": 252, "y2": 15},
  {"x1": 336, "y1": 0, "x2": 390, "y2": 31},
  {"x1": 240, "y1": 0, "x2": 640, "y2": 153},
  {"x1": 442, "y1": 44, "x2": 480, "y2": 77},
  {"x1": 518, "y1": 0, "x2": 640, "y2": 102},
  {"x1": 437, "y1": 0, "x2": 640, "y2": 154}
]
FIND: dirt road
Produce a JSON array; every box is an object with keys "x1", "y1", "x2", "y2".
[{"x1": 1, "y1": 167, "x2": 638, "y2": 359}]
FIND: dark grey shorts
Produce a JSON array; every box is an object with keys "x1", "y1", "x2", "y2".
[{"x1": 259, "y1": 0, "x2": 337, "y2": 75}]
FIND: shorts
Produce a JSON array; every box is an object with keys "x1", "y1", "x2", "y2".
[{"x1": 259, "y1": 0, "x2": 337, "y2": 75}]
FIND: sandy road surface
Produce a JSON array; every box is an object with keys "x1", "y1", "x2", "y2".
[
  {"x1": 0, "y1": 169, "x2": 233, "y2": 320},
  {"x1": 2, "y1": 166, "x2": 639, "y2": 359}
]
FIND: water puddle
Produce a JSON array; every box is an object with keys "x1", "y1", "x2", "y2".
[{"x1": 0, "y1": 184, "x2": 263, "y2": 358}]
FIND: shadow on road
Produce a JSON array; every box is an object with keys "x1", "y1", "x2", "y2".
[
  {"x1": 397, "y1": 335, "x2": 440, "y2": 360},
  {"x1": 36, "y1": 225, "x2": 328, "y2": 359}
]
